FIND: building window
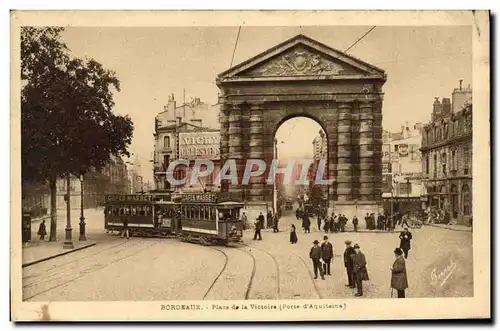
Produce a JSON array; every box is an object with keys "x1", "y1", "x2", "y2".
[
  {"x1": 425, "y1": 155, "x2": 429, "y2": 174},
  {"x1": 451, "y1": 150, "x2": 456, "y2": 171},
  {"x1": 433, "y1": 154, "x2": 437, "y2": 178},
  {"x1": 163, "y1": 155, "x2": 170, "y2": 171},
  {"x1": 462, "y1": 185, "x2": 471, "y2": 216},
  {"x1": 164, "y1": 136, "x2": 170, "y2": 148},
  {"x1": 463, "y1": 147, "x2": 470, "y2": 175},
  {"x1": 399, "y1": 182, "x2": 412, "y2": 196}
]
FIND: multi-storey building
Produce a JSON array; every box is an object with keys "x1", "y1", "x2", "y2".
[
  {"x1": 382, "y1": 122, "x2": 425, "y2": 215},
  {"x1": 153, "y1": 95, "x2": 221, "y2": 197},
  {"x1": 420, "y1": 81, "x2": 473, "y2": 225}
]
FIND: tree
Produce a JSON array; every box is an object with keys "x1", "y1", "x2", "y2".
[{"x1": 21, "y1": 27, "x2": 134, "y2": 241}]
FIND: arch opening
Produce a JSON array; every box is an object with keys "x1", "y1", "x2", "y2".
[{"x1": 273, "y1": 117, "x2": 329, "y2": 217}]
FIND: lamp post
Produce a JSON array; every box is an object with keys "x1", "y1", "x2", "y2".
[
  {"x1": 273, "y1": 139, "x2": 285, "y2": 214},
  {"x1": 63, "y1": 174, "x2": 74, "y2": 249},
  {"x1": 79, "y1": 174, "x2": 87, "y2": 241}
]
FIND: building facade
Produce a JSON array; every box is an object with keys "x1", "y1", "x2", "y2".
[
  {"x1": 420, "y1": 82, "x2": 473, "y2": 225},
  {"x1": 153, "y1": 103, "x2": 221, "y2": 196},
  {"x1": 382, "y1": 123, "x2": 425, "y2": 215}
]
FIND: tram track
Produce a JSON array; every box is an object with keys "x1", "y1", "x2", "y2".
[
  {"x1": 202, "y1": 246, "x2": 229, "y2": 300},
  {"x1": 235, "y1": 247, "x2": 256, "y2": 300},
  {"x1": 23, "y1": 240, "x2": 160, "y2": 301},
  {"x1": 249, "y1": 246, "x2": 280, "y2": 300},
  {"x1": 296, "y1": 254, "x2": 323, "y2": 299}
]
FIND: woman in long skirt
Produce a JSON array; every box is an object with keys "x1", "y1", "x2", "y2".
[{"x1": 290, "y1": 224, "x2": 298, "y2": 244}]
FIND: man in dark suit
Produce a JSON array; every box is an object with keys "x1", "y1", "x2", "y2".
[
  {"x1": 391, "y1": 247, "x2": 409, "y2": 298},
  {"x1": 309, "y1": 240, "x2": 325, "y2": 280},
  {"x1": 343, "y1": 240, "x2": 355, "y2": 288},
  {"x1": 321, "y1": 236, "x2": 333, "y2": 276},
  {"x1": 352, "y1": 243, "x2": 369, "y2": 297},
  {"x1": 399, "y1": 227, "x2": 413, "y2": 258},
  {"x1": 253, "y1": 212, "x2": 264, "y2": 240}
]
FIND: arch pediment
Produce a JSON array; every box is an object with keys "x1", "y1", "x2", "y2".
[{"x1": 218, "y1": 34, "x2": 386, "y2": 81}]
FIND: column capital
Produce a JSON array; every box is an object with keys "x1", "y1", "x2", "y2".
[
  {"x1": 249, "y1": 102, "x2": 265, "y2": 110},
  {"x1": 337, "y1": 102, "x2": 353, "y2": 109}
]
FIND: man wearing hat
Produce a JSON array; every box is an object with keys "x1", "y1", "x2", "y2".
[
  {"x1": 391, "y1": 248, "x2": 408, "y2": 298},
  {"x1": 343, "y1": 240, "x2": 355, "y2": 288},
  {"x1": 321, "y1": 236, "x2": 334, "y2": 276},
  {"x1": 352, "y1": 243, "x2": 369, "y2": 297},
  {"x1": 309, "y1": 240, "x2": 325, "y2": 280},
  {"x1": 399, "y1": 227, "x2": 413, "y2": 259}
]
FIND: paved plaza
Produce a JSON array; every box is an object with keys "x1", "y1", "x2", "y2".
[{"x1": 22, "y1": 209, "x2": 473, "y2": 301}]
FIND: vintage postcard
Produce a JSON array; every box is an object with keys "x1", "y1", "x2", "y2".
[{"x1": 10, "y1": 10, "x2": 490, "y2": 321}]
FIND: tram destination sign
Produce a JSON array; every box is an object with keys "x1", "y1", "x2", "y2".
[
  {"x1": 181, "y1": 193, "x2": 217, "y2": 203},
  {"x1": 105, "y1": 194, "x2": 154, "y2": 202}
]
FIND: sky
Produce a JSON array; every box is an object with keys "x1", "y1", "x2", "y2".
[{"x1": 60, "y1": 26, "x2": 472, "y2": 182}]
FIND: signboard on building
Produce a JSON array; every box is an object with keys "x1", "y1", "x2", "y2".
[
  {"x1": 382, "y1": 163, "x2": 392, "y2": 174},
  {"x1": 382, "y1": 174, "x2": 393, "y2": 194},
  {"x1": 382, "y1": 144, "x2": 390, "y2": 163},
  {"x1": 398, "y1": 143, "x2": 409, "y2": 157},
  {"x1": 179, "y1": 132, "x2": 220, "y2": 160},
  {"x1": 390, "y1": 152, "x2": 399, "y2": 163}
]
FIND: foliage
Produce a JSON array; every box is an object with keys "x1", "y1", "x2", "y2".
[{"x1": 21, "y1": 27, "x2": 134, "y2": 185}]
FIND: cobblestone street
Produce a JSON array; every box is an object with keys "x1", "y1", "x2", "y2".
[{"x1": 22, "y1": 209, "x2": 473, "y2": 301}]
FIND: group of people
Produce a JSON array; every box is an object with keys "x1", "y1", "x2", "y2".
[
  {"x1": 305, "y1": 226, "x2": 413, "y2": 298},
  {"x1": 308, "y1": 238, "x2": 370, "y2": 297}
]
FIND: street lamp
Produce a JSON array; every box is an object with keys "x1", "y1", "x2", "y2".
[
  {"x1": 63, "y1": 174, "x2": 74, "y2": 249},
  {"x1": 79, "y1": 174, "x2": 87, "y2": 241},
  {"x1": 273, "y1": 139, "x2": 286, "y2": 214}
]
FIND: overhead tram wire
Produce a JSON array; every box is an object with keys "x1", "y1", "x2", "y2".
[
  {"x1": 229, "y1": 26, "x2": 242, "y2": 69},
  {"x1": 344, "y1": 26, "x2": 376, "y2": 53}
]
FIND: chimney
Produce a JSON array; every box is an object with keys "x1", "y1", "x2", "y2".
[{"x1": 459, "y1": 79, "x2": 463, "y2": 90}]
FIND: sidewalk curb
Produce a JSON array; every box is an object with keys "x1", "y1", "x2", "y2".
[
  {"x1": 424, "y1": 224, "x2": 472, "y2": 232},
  {"x1": 22, "y1": 242, "x2": 97, "y2": 268}
]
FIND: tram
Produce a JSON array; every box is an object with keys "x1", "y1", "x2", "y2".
[
  {"x1": 175, "y1": 193, "x2": 245, "y2": 245},
  {"x1": 103, "y1": 193, "x2": 245, "y2": 244},
  {"x1": 103, "y1": 194, "x2": 177, "y2": 237}
]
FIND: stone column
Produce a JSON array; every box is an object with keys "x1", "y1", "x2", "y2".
[
  {"x1": 359, "y1": 101, "x2": 375, "y2": 201},
  {"x1": 219, "y1": 104, "x2": 230, "y2": 192},
  {"x1": 247, "y1": 103, "x2": 266, "y2": 202},
  {"x1": 228, "y1": 103, "x2": 244, "y2": 196},
  {"x1": 336, "y1": 102, "x2": 353, "y2": 202},
  {"x1": 372, "y1": 100, "x2": 384, "y2": 202},
  {"x1": 324, "y1": 112, "x2": 338, "y2": 206}
]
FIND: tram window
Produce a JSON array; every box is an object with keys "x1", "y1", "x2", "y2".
[
  {"x1": 119, "y1": 208, "x2": 124, "y2": 215},
  {"x1": 139, "y1": 206, "x2": 145, "y2": 216},
  {"x1": 145, "y1": 206, "x2": 152, "y2": 216},
  {"x1": 195, "y1": 206, "x2": 200, "y2": 219},
  {"x1": 204, "y1": 206, "x2": 209, "y2": 220},
  {"x1": 211, "y1": 208, "x2": 216, "y2": 221},
  {"x1": 131, "y1": 207, "x2": 137, "y2": 216},
  {"x1": 113, "y1": 207, "x2": 119, "y2": 215}
]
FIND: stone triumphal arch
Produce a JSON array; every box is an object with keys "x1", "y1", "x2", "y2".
[{"x1": 216, "y1": 34, "x2": 387, "y2": 220}]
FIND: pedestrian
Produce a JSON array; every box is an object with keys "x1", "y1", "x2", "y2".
[
  {"x1": 273, "y1": 213, "x2": 279, "y2": 233},
  {"x1": 37, "y1": 220, "x2": 47, "y2": 241},
  {"x1": 267, "y1": 210, "x2": 273, "y2": 229},
  {"x1": 253, "y1": 215, "x2": 263, "y2": 240},
  {"x1": 303, "y1": 213, "x2": 311, "y2": 233},
  {"x1": 241, "y1": 212, "x2": 248, "y2": 230},
  {"x1": 321, "y1": 236, "x2": 333, "y2": 276},
  {"x1": 309, "y1": 240, "x2": 325, "y2": 280},
  {"x1": 391, "y1": 248, "x2": 409, "y2": 298},
  {"x1": 352, "y1": 216, "x2": 359, "y2": 232},
  {"x1": 343, "y1": 240, "x2": 355, "y2": 288},
  {"x1": 295, "y1": 208, "x2": 300, "y2": 220},
  {"x1": 289, "y1": 224, "x2": 298, "y2": 244},
  {"x1": 120, "y1": 217, "x2": 129, "y2": 239},
  {"x1": 352, "y1": 243, "x2": 369, "y2": 297},
  {"x1": 399, "y1": 227, "x2": 412, "y2": 258},
  {"x1": 364, "y1": 213, "x2": 370, "y2": 230},
  {"x1": 317, "y1": 213, "x2": 322, "y2": 232}
]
